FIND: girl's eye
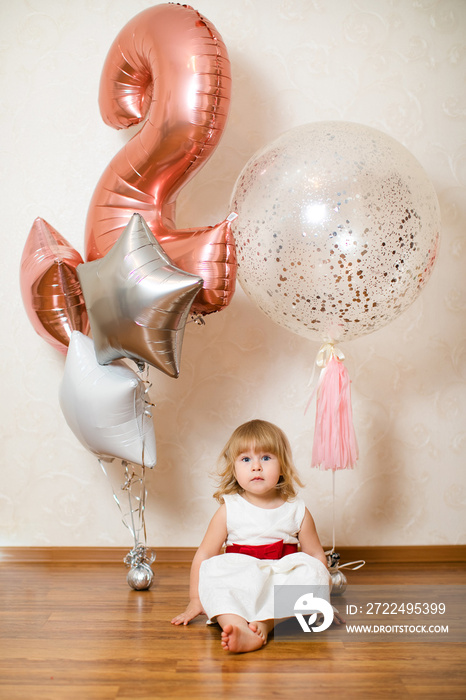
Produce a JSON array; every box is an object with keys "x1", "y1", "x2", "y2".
[
  {"x1": 241, "y1": 457, "x2": 250, "y2": 463},
  {"x1": 262, "y1": 455, "x2": 271, "y2": 461}
]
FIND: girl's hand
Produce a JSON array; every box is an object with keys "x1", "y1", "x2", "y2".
[
  {"x1": 332, "y1": 609, "x2": 346, "y2": 626},
  {"x1": 171, "y1": 598, "x2": 205, "y2": 626}
]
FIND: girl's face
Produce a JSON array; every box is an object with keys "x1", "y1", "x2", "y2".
[{"x1": 233, "y1": 445, "x2": 281, "y2": 498}]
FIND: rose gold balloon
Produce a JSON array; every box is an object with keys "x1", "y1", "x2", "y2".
[
  {"x1": 158, "y1": 215, "x2": 237, "y2": 316},
  {"x1": 84, "y1": 3, "x2": 236, "y2": 315},
  {"x1": 20, "y1": 218, "x2": 89, "y2": 354}
]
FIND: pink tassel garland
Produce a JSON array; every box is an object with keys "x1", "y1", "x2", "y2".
[{"x1": 311, "y1": 356, "x2": 358, "y2": 471}]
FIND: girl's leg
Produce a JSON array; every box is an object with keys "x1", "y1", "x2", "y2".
[{"x1": 216, "y1": 613, "x2": 275, "y2": 653}]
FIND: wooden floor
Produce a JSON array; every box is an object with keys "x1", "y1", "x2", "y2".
[{"x1": 1, "y1": 559, "x2": 465, "y2": 699}]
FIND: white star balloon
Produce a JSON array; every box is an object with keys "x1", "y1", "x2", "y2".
[
  {"x1": 59, "y1": 331, "x2": 156, "y2": 466},
  {"x1": 77, "y1": 213, "x2": 203, "y2": 377}
]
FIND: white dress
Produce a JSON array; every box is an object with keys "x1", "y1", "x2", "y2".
[{"x1": 198, "y1": 493, "x2": 330, "y2": 622}]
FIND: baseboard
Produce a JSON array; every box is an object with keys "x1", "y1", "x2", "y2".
[
  {"x1": 329, "y1": 545, "x2": 466, "y2": 563},
  {"x1": 0, "y1": 545, "x2": 465, "y2": 564},
  {"x1": 0, "y1": 547, "x2": 195, "y2": 564}
]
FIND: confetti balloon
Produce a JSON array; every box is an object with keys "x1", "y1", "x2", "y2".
[{"x1": 230, "y1": 122, "x2": 440, "y2": 343}]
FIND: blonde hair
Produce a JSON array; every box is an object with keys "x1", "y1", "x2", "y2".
[{"x1": 213, "y1": 419, "x2": 304, "y2": 503}]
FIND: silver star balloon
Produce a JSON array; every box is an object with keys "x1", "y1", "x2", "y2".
[
  {"x1": 77, "y1": 213, "x2": 203, "y2": 377},
  {"x1": 59, "y1": 331, "x2": 157, "y2": 466}
]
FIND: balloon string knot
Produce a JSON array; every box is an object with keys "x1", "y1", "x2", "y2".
[
  {"x1": 327, "y1": 551, "x2": 365, "y2": 572},
  {"x1": 189, "y1": 313, "x2": 205, "y2": 326},
  {"x1": 316, "y1": 342, "x2": 345, "y2": 368},
  {"x1": 124, "y1": 544, "x2": 155, "y2": 568}
]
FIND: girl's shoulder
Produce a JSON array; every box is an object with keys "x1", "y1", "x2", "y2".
[
  {"x1": 283, "y1": 495, "x2": 306, "y2": 509},
  {"x1": 222, "y1": 492, "x2": 239, "y2": 506},
  {"x1": 288, "y1": 495, "x2": 305, "y2": 505},
  {"x1": 284, "y1": 496, "x2": 307, "y2": 526},
  {"x1": 223, "y1": 492, "x2": 248, "y2": 513}
]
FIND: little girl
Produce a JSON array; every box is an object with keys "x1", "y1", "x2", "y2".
[{"x1": 171, "y1": 419, "x2": 333, "y2": 653}]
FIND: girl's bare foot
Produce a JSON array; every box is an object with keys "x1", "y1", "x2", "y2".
[{"x1": 220, "y1": 622, "x2": 267, "y2": 653}]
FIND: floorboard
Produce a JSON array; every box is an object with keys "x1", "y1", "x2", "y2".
[{"x1": 0, "y1": 559, "x2": 464, "y2": 699}]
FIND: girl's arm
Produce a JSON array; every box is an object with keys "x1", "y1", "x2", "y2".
[
  {"x1": 297, "y1": 507, "x2": 328, "y2": 568},
  {"x1": 171, "y1": 504, "x2": 227, "y2": 625}
]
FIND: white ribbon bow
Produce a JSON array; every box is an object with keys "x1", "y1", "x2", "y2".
[{"x1": 316, "y1": 342, "x2": 345, "y2": 368}]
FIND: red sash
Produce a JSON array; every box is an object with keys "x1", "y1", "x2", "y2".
[{"x1": 225, "y1": 539, "x2": 298, "y2": 560}]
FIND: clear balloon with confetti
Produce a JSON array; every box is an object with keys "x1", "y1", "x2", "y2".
[{"x1": 231, "y1": 121, "x2": 440, "y2": 345}]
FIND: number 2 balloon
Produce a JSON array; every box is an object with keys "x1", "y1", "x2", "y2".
[{"x1": 85, "y1": 3, "x2": 236, "y2": 316}]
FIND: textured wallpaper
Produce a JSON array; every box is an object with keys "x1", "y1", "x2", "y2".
[{"x1": 2, "y1": 0, "x2": 465, "y2": 549}]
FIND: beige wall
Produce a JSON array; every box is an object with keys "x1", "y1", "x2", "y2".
[{"x1": 2, "y1": 0, "x2": 465, "y2": 549}]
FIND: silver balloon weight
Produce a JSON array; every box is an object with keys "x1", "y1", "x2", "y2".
[
  {"x1": 127, "y1": 563, "x2": 154, "y2": 590},
  {"x1": 330, "y1": 569, "x2": 347, "y2": 596}
]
